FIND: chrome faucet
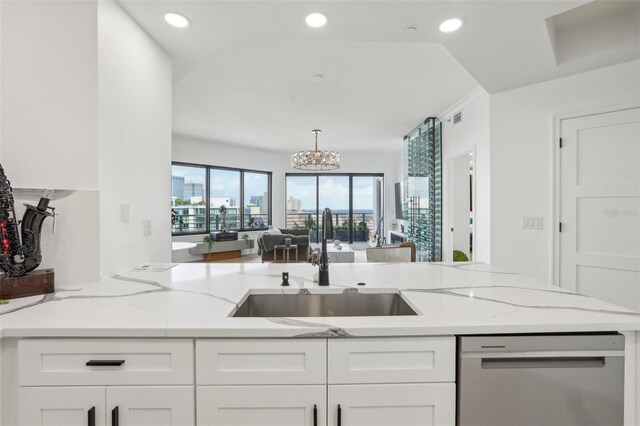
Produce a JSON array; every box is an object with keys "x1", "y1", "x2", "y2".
[{"x1": 319, "y1": 208, "x2": 333, "y2": 286}]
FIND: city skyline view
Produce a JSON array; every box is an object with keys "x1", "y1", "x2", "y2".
[{"x1": 286, "y1": 176, "x2": 382, "y2": 211}]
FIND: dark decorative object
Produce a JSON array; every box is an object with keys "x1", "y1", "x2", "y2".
[
  {"x1": 0, "y1": 269, "x2": 54, "y2": 300},
  {"x1": 219, "y1": 204, "x2": 228, "y2": 232},
  {"x1": 0, "y1": 164, "x2": 55, "y2": 278},
  {"x1": 309, "y1": 248, "x2": 321, "y2": 265},
  {"x1": 210, "y1": 231, "x2": 238, "y2": 241},
  {"x1": 281, "y1": 272, "x2": 289, "y2": 286}
]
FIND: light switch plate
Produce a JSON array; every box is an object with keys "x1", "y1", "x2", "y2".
[
  {"x1": 143, "y1": 220, "x2": 152, "y2": 237},
  {"x1": 120, "y1": 204, "x2": 130, "y2": 222},
  {"x1": 522, "y1": 216, "x2": 543, "y2": 230}
]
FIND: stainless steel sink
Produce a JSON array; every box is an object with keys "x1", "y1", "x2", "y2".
[{"x1": 231, "y1": 291, "x2": 418, "y2": 317}]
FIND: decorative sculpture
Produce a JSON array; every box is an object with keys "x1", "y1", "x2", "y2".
[
  {"x1": 0, "y1": 163, "x2": 54, "y2": 277},
  {"x1": 219, "y1": 204, "x2": 228, "y2": 232}
]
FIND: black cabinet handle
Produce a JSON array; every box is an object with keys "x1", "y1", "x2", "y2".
[
  {"x1": 112, "y1": 406, "x2": 119, "y2": 426},
  {"x1": 86, "y1": 360, "x2": 125, "y2": 367},
  {"x1": 88, "y1": 406, "x2": 95, "y2": 426},
  {"x1": 313, "y1": 404, "x2": 317, "y2": 426},
  {"x1": 337, "y1": 404, "x2": 342, "y2": 426}
]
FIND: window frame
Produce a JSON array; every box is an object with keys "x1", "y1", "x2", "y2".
[
  {"x1": 172, "y1": 161, "x2": 272, "y2": 236},
  {"x1": 285, "y1": 172, "x2": 384, "y2": 244}
]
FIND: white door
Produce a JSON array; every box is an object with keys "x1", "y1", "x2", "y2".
[
  {"x1": 19, "y1": 387, "x2": 105, "y2": 426},
  {"x1": 327, "y1": 383, "x2": 455, "y2": 426},
  {"x1": 560, "y1": 107, "x2": 640, "y2": 310},
  {"x1": 197, "y1": 385, "x2": 325, "y2": 426},
  {"x1": 106, "y1": 386, "x2": 194, "y2": 426}
]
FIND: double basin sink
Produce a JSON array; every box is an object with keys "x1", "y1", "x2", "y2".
[{"x1": 231, "y1": 290, "x2": 418, "y2": 317}]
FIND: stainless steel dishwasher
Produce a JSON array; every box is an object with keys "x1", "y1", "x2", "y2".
[{"x1": 458, "y1": 334, "x2": 625, "y2": 426}]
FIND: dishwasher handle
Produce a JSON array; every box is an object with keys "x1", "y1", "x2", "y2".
[{"x1": 481, "y1": 356, "x2": 606, "y2": 369}]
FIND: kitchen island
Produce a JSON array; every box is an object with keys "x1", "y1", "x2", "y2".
[{"x1": 1, "y1": 262, "x2": 639, "y2": 425}]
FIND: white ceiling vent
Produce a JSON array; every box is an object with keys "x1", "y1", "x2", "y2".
[{"x1": 453, "y1": 111, "x2": 463, "y2": 125}]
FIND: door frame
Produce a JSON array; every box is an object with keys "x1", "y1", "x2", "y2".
[
  {"x1": 552, "y1": 103, "x2": 640, "y2": 286},
  {"x1": 444, "y1": 147, "x2": 476, "y2": 262}
]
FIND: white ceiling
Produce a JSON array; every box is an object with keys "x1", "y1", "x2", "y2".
[{"x1": 118, "y1": 1, "x2": 639, "y2": 152}]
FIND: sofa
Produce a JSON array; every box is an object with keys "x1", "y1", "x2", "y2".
[{"x1": 257, "y1": 228, "x2": 310, "y2": 262}]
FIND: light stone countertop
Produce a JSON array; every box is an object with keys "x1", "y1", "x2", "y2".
[{"x1": 1, "y1": 262, "x2": 639, "y2": 339}]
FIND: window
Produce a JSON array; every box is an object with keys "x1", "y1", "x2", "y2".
[
  {"x1": 210, "y1": 169, "x2": 240, "y2": 231},
  {"x1": 171, "y1": 165, "x2": 207, "y2": 234},
  {"x1": 243, "y1": 172, "x2": 270, "y2": 229},
  {"x1": 172, "y1": 163, "x2": 271, "y2": 235},
  {"x1": 285, "y1": 173, "x2": 384, "y2": 244}
]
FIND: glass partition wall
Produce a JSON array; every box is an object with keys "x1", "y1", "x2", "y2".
[
  {"x1": 286, "y1": 174, "x2": 384, "y2": 245},
  {"x1": 403, "y1": 117, "x2": 442, "y2": 261}
]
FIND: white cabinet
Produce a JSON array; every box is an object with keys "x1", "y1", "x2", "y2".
[
  {"x1": 16, "y1": 339, "x2": 195, "y2": 426},
  {"x1": 19, "y1": 386, "x2": 194, "y2": 426},
  {"x1": 19, "y1": 387, "x2": 106, "y2": 426},
  {"x1": 196, "y1": 337, "x2": 456, "y2": 426},
  {"x1": 327, "y1": 383, "x2": 456, "y2": 426},
  {"x1": 197, "y1": 385, "x2": 325, "y2": 426},
  {"x1": 107, "y1": 386, "x2": 194, "y2": 426},
  {"x1": 14, "y1": 336, "x2": 455, "y2": 426},
  {"x1": 326, "y1": 337, "x2": 456, "y2": 425}
]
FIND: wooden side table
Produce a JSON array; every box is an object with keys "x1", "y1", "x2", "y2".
[{"x1": 274, "y1": 244, "x2": 298, "y2": 263}]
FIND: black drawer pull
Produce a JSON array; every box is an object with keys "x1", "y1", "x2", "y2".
[
  {"x1": 338, "y1": 404, "x2": 342, "y2": 426},
  {"x1": 112, "y1": 406, "x2": 119, "y2": 426},
  {"x1": 86, "y1": 360, "x2": 125, "y2": 367},
  {"x1": 88, "y1": 406, "x2": 95, "y2": 426},
  {"x1": 313, "y1": 404, "x2": 317, "y2": 426}
]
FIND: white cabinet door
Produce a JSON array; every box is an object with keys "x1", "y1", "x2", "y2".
[
  {"x1": 328, "y1": 383, "x2": 455, "y2": 426},
  {"x1": 19, "y1": 387, "x2": 105, "y2": 426},
  {"x1": 106, "y1": 386, "x2": 194, "y2": 426},
  {"x1": 197, "y1": 385, "x2": 325, "y2": 426}
]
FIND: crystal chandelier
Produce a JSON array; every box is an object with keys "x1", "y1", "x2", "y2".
[{"x1": 291, "y1": 129, "x2": 341, "y2": 171}]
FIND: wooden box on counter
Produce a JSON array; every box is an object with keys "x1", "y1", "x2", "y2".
[{"x1": 0, "y1": 268, "x2": 55, "y2": 300}]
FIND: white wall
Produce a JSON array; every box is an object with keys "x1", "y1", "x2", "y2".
[
  {"x1": 172, "y1": 134, "x2": 401, "y2": 242},
  {"x1": 1, "y1": 1, "x2": 101, "y2": 285},
  {"x1": 490, "y1": 60, "x2": 640, "y2": 282},
  {"x1": 440, "y1": 88, "x2": 491, "y2": 263},
  {"x1": 0, "y1": 0, "x2": 172, "y2": 283},
  {"x1": 13, "y1": 191, "x2": 101, "y2": 287},
  {"x1": 98, "y1": 0, "x2": 172, "y2": 276},
  {"x1": 1, "y1": 0, "x2": 98, "y2": 190}
]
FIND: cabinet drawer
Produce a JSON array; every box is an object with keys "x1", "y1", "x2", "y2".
[
  {"x1": 196, "y1": 339, "x2": 326, "y2": 385},
  {"x1": 18, "y1": 338, "x2": 194, "y2": 386},
  {"x1": 328, "y1": 336, "x2": 455, "y2": 384}
]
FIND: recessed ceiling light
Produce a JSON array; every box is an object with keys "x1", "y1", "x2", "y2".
[
  {"x1": 164, "y1": 12, "x2": 191, "y2": 29},
  {"x1": 439, "y1": 18, "x2": 463, "y2": 33},
  {"x1": 305, "y1": 12, "x2": 328, "y2": 28}
]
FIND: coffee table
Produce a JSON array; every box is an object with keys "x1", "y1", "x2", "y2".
[{"x1": 311, "y1": 243, "x2": 355, "y2": 263}]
